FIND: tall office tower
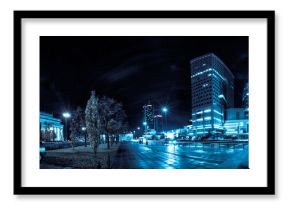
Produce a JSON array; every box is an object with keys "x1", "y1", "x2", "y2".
[
  {"x1": 143, "y1": 100, "x2": 154, "y2": 131},
  {"x1": 242, "y1": 82, "x2": 249, "y2": 118},
  {"x1": 153, "y1": 114, "x2": 163, "y2": 132},
  {"x1": 190, "y1": 53, "x2": 235, "y2": 136}
]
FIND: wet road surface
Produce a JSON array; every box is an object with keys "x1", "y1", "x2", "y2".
[{"x1": 111, "y1": 141, "x2": 248, "y2": 169}]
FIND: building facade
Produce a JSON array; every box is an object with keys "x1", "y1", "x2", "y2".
[
  {"x1": 223, "y1": 119, "x2": 249, "y2": 138},
  {"x1": 40, "y1": 112, "x2": 64, "y2": 141},
  {"x1": 224, "y1": 108, "x2": 249, "y2": 138},
  {"x1": 190, "y1": 53, "x2": 235, "y2": 136},
  {"x1": 242, "y1": 82, "x2": 249, "y2": 118},
  {"x1": 225, "y1": 108, "x2": 247, "y2": 120}
]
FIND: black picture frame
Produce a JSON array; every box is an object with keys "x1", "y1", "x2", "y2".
[{"x1": 14, "y1": 10, "x2": 275, "y2": 195}]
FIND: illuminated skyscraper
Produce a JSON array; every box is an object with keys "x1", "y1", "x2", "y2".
[
  {"x1": 190, "y1": 53, "x2": 235, "y2": 136},
  {"x1": 143, "y1": 100, "x2": 154, "y2": 131}
]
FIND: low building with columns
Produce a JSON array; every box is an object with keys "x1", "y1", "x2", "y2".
[{"x1": 40, "y1": 112, "x2": 64, "y2": 141}]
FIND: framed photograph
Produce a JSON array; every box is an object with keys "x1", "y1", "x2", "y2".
[{"x1": 14, "y1": 11, "x2": 275, "y2": 195}]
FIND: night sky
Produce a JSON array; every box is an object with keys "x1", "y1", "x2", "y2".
[{"x1": 40, "y1": 36, "x2": 248, "y2": 130}]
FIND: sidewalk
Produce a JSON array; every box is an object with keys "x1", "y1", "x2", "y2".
[
  {"x1": 41, "y1": 143, "x2": 120, "y2": 169},
  {"x1": 48, "y1": 143, "x2": 119, "y2": 153}
]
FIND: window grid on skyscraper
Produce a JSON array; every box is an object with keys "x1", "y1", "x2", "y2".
[{"x1": 190, "y1": 53, "x2": 235, "y2": 136}]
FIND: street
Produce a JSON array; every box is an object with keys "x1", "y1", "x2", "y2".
[{"x1": 112, "y1": 141, "x2": 248, "y2": 169}]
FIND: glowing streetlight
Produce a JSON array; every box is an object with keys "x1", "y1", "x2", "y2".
[
  {"x1": 162, "y1": 107, "x2": 168, "y2": 131},
  {"x1": 62, "y1": 112, "x2": 71, "y2": 141},
  {"x1": 81, "y1": 126, "x2": 87, "y2": 147},
  {"x1": 62, "y1": 112, "x2": 71, "y2": 118},
  {"x1": 143, "y1": 121, "x2": 147, "y2": 132},
  {"x1": 162, "y1": 107, "x2": 168, "y2": 113},
  {"x1": 137, "y1": 127, "x2": 140, "y2": 130}
]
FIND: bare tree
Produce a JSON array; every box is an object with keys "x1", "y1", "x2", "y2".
[
  {"x1": 69, "y1": 106, "x2": 85, "y2": 149},
  {"x1": 84, "y1": 92, "x2": 128, "y2": 152},
  {"x1": 99, "y1": 96, "x2": 127, "y2": 149},
  {"x1": 109, "y1": 103, "x2": 127, "y2": 145}
]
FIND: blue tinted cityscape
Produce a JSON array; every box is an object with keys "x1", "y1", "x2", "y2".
[{"x1": 40, "y1": 37, "x2": 248, "y2": 169}]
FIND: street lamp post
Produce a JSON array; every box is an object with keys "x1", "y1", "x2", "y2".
[
  {"x1": 143, "y1": 122, "x2": 147, "y2": 132},
  {"x1": 81, "y1": 126, "x2": 87, "y2": 147},
  {"x1": 62, "y1": 112, "x2": 71, "y2": 141},
  {"x1": 162, "y1": 107, "x2": 168, "y2": 131}
]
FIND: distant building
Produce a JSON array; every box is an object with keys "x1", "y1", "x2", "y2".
[
  {"x1": 40, "y1": 112, "x2": 64, "y2": 141},
  {"x1": 120, "y1": 133, "x2": 134, "y2": 141},
  {"x1": 153, "y1": 114, "x2": 163, "y2": 132},
  {"x1": 242, "y1": 82, "x2": 249, "y2": 118},
  {"x1": 190, "y1": 53, "x2": 235, "y2": 136},
  {"x1": 143, "y1": 100, "x2": 154, "y2": 131},
  {"x1": 223, "y1": 119, "x2": 249, "y2": 138},
  {"x1": 224, "y1": 108, "x2": 249, "y2": 138},
  {"x1": 225, "y1": 108, "x2": 247, "y2": 120}
]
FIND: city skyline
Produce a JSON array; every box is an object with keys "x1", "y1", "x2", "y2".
[{"x1": 40, "y1": 36, "x2": 248, "y2": 130}]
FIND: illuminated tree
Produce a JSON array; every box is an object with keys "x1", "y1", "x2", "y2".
[{"x1": 85, "y1": 91, "x2": 100, "y2": 155}]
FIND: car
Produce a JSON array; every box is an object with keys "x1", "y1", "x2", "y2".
[
  {"x1": 164, "y1": 138, "x2": 177, "y2": 145},
  {"x1": 40, "y1": 141, "x2": 46, "y2": 161}
]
